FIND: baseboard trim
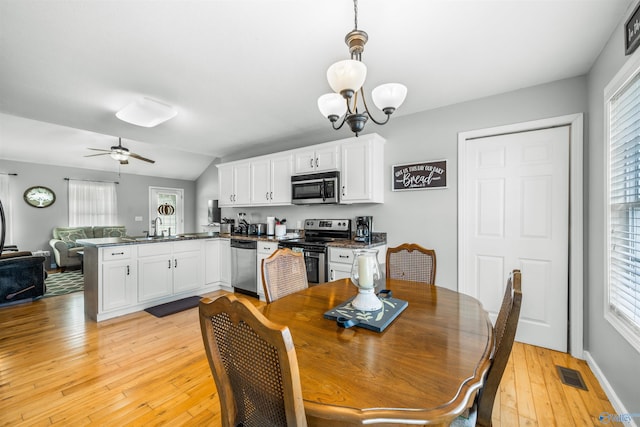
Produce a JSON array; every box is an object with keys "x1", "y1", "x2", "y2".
[{"x1": 584, "y1": 351, "x2": 638, "y2": 427}]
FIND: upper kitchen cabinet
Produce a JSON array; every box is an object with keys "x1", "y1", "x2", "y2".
[
  {"x1": 250, "y1": 153, "x2": 293, "y2": 206},
  {"x1": 218, "y1": 162, "x2": 251, "y2": 207},
  {"x1": 293, "y1": 143, "x2": 340, "y2": 174},
  {"x1": 340, "y1": 133, "x2": 385, "y2": 204}
]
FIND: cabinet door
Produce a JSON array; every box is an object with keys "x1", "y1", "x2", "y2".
[
  {"x1": 341, "y1": 139, "x2": 371, "y2": 202},
  {"x1": 205, "y1": 240, "x2": 221, "y2": 285},
  {"x1": 234, "y1": 162, "x2": 252, "y2": 205},
  {"x1": 219, "y1": 239, "x2": 231, "y2": 285},
  {"x1": 270, "y1": 154, "x2": 292, "y2": 204},
  {"x1": 329, "y1": 262, "x2": 352, "y2": 282},
  {"x1": 102, "y1": 260, "x2": 136, "y2": 312},
  {"x1": 315, "y1": 144, "x2": 340, "y2": 172},
  {"x1": 218, "y1": 165, "x2": 235, "y2": 206},
  {"x1": 293, "y1": 149, "x2": 316, "y2": 174},
  {"x1": 250, "y1": 159, "x2": 271, "y2": 205},
  {"x1": 138, "y1": 255, "x2": 173, "y2": 302},
  {"x1": 256, "y1": 242, "x2": 278, "y2": 300},
  {"x1": 173, "y1": 250, "x2": 202, "y2": 293}
]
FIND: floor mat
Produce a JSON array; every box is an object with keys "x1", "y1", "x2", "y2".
[
  {"x1": 144, "y1": 296, "x2": 202, "y2": 317},
  {"x1": 44, "y1": 270, "x2": 84, "y2": 297}
]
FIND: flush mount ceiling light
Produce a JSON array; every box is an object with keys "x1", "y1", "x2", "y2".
[
  {"x1": 116, "y1": 97, "x2": 177, "y2": 127},
  {"x1": 318, "y1": 0, "x2": 407, "y2": 136}
]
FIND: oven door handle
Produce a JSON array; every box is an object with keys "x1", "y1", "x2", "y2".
[{"x1": 320, "y1": 179, "x2": 325, "y2": 202}]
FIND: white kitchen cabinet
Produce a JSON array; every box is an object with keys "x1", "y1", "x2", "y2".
[
  {"x1": 294, "y1": 143, "x2": 340, "y2": 174},
  {"x1": 328, "y1": 245, "x2": 387, "y2": 282},
  {"x1": 256, "y1": 241, "x2": 279, "y2": 300},
  {"x1": 100, "y1": 247, "x2": 136, "y2": 312},
  {"x1": 219, "y1": 238, "x2": 231, "y2": 286},
  {"x1": 218, "y1": 162, "x2": 251, "y2": 206},
  {"x1": 340, "y1": 133, "x2": 385, "y2": 203},
  {"x1": 137, "y1": 240, "x2": 203, "y2": 301},
  {"x1": 205, "y1": 239, "x2": 221, "y2": 285},
  {"x1": 250, "y1": 154, "x2": 292, "y2": 205}
]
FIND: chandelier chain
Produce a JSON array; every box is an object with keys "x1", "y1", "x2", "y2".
[{"x1": 354, "y1": 0, "x2": 358, "y2": 30}]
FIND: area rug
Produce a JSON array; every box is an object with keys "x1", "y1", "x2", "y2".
[
  {"x1": 44, "y1": 270, "x2": 84, "y2": 297},
  {"x1": 144, "y1": 296, "x2": 202, "y2": 318}
]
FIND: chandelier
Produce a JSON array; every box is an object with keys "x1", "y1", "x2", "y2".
[{"x1": 317, "y1": 0, "x2": 407, "y2": 136}]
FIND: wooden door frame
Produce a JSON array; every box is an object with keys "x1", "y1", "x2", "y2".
[{"x1": 458, "y1": 113, "x2": 584, "y2": 358}]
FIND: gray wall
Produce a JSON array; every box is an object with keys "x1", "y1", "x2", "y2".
[
  {"x1": 586, "y1": 7, "x2": 640, "y2": 413},
  {"x1": 205, "y1": 76, "x2": 587, "y2": 292},
  {"x1": 0, "y1": 159, "x2": 197, "y2": 255}
]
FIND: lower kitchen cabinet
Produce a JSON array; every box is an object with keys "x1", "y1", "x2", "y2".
[
  {"x1": 328, "y1": 245, "x2": 387, "y2": 282},
  {"x1": 257, "y1": 241, "x2": 278, "y2": 300},
  {"x1": 138, "y1": 242, "x2": 174, "y2": 302},
  {"x1": 220, "y1": 238, "x2": 231, "y2": 286},
  {"x1": 101, "y1": 250, "x2": 136, "y2": 312}
]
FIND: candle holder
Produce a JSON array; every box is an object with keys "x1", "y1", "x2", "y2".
[{"x1": 350, "y1": 248, "x2": 382, "y2": 311}]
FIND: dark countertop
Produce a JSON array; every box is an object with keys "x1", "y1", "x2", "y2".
[{"x1": 77, "y1": 231, "x2": 386, "y2": 249}]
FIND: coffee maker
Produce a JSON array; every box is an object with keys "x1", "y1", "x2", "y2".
[{"x1": 354, "y1": 216, "x2": 373, "y2": 243}]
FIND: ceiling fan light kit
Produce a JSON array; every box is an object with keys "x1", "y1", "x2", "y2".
[
  {"x1": 318, "y1": 0, "x2": 407, "y2": 136},
  {"x1": 116, "y1": 97, "x2": 177, "y2": 128}
]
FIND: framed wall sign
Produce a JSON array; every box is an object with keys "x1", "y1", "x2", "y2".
[
  {"x1": 23, "y1": 186, "x2": 56, "y2": 208},
  {"x1": 392, "y1": 160, "x2": 447, "y2": 191},
  {"x1": 625, "y1": 2, "x2": 640, "y2": 55}
]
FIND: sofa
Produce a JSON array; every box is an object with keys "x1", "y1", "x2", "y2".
[
  {"x1": 0, "y1": 251, "x2": 47, "y2": 306},
  {"x1": 49, "y1": 226, "x2": 127, "y2": 270}
]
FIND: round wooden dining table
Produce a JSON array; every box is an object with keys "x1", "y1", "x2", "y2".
[{"x1": 261, "y1": 278, "x2": 494, "y2": 426}]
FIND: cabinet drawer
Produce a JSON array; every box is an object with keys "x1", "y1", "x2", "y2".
[
  {"x1": 137, "y1": 242, "x2": 172, "y2": 257},
  {"x1": 257, "y1": 241, "x2": 278, "y2": 254},
  {"x1": 102, "y1": 247, "x2": 131, "y2": 261},
  {"x1": 329, "y1": 247, "x2": 355, "y2": 264},
  {"x1": 173, "y1": 240, "x2": 203, "y2": 253}
]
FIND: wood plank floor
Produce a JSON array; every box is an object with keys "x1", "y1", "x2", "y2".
[{"x1": 0, "y1": 290, "x2": 616, "y2": 426}]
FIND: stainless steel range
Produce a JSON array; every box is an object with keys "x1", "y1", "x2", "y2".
[{"x1": 278, "y1": 219, "x2": 352, "y2": 284}]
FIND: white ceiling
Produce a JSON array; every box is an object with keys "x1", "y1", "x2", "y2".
[{"x1": 0, "y1": 0, "x2": 633, "y2": 180}]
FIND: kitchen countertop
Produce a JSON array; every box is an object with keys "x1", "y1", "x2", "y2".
[{"x1": 77, "y1": 231, "x2": 387, "y2": 249}]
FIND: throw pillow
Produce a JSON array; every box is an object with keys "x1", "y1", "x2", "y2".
[
  {"x1": 102, "y1": 227, "x2": 126, "y2": 238},
  {"x1": 57, "y1": 228, "x2": 88, "y2": 248}
]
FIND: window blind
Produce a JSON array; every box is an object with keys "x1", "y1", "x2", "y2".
[{"x1": 609, "y1": 70, "x2": 640, "y2": 334}]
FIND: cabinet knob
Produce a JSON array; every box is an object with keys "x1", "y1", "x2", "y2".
[
  {"x1": 127, "y1": 265, "x2": 130, "y2": 276},
  {"x1": 309, "y1": 158, "x2": 313, "y2": 168},
  {"x1": 112, "y1": 252, "x2": 124, "y2": 256},
  {"x1": 168, "y1": 260, "x2": 171, "y2": 269},
  {"x1": 270, "y1": 191, "x2": 273, "y2": 200},
  {"x1": 174, "y1": 259, "x2": 177, "y2": 268},
  {"x1": 266, "y1": 192, "x2": 269, "y2": 200},
  {"x1": 342, "y1": 186, "x2": 346, "y2": 196}
]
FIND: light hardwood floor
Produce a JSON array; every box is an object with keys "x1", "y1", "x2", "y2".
[{"x1": 0, "y1": 290, "x2": 616, "y2": 426}]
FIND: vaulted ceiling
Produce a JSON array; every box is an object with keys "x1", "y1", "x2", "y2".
[{"x1": 0, "y1": 0, "x2": 633, "y2": 179}]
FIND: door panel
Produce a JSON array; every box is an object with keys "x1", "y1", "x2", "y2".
[{"x1": 461, "y1": 126, "x2": 569, "y2": 352}]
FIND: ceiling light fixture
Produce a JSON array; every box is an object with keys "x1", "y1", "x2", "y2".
[
  {"x1": 109, "y1": 146, "x2": 130, "y2": 161},
  {"x1": 116, "y1": 97, "x2": 177, "y2": 127},
  {"x1": 318, "y1": 0, "x2": 407, "y2": 136}
]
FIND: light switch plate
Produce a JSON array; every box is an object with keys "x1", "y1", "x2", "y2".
[{"x1": 135, "y1": 216, "x2": 143, "y2": 221}]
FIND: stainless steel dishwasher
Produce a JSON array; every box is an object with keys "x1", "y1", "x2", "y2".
[{"x1": 230, "y1": 239, "x2": 258, "y2": 297}]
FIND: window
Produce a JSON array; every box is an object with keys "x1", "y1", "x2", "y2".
[
  {"x1": 149, "y1": 187, "x2": 183, "y2": 236},
  {"x1": 68, "y1": 180, "x2": 118, "y2": 226},
  {"x1": 606, "y1": 56, "x2": 640, "y2": 353}
]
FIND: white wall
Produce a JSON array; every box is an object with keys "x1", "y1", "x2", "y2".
[
  {"x1": 586, "y1": 3, "x2": 640, "y2": 413},
  {"x1": 207, "y1": 76, "x2": 587, "y2": 291}
]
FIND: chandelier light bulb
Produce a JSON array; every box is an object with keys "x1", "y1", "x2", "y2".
[{"x1": 327, "y1": 59, "x2": 367, "y2": 98}]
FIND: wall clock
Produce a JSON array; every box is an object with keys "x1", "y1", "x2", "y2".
[{"x1": 23, "y1": 186, "x2": 56, "y2": 208}]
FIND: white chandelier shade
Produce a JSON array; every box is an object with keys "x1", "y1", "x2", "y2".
[
  {"x1": 371, "y1": 83, "x2": 408, "y2": 111},
  {"x1": 326, "y1": 59, "x2": 367, "y2": 95},
  {"x1": 318, "y1": 93, "x2": 348, "y2": 119}
]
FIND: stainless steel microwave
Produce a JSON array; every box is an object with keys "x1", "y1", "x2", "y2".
[{"x1": 291, "y1": 171, "x2": 339, "y2": 205}]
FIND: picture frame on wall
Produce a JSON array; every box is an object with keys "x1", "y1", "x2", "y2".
[
  {"x1": 625, "y1": 1, "x2": 640, "y2": 56},
  {"x1": 392, "y1": 160, "x2": 447, "y2": 191}
]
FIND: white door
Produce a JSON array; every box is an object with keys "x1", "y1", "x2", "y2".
[
  {"x1": 149, "y1": 187, "x2": 184, "y2": 235},
  {"x1": 459, "y1": 126, "x2": 569, "y2": 352}
]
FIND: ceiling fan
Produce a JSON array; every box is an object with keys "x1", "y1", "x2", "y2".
[{"x1": 85, "y1": 137, "x2": 155, "y2": 164}]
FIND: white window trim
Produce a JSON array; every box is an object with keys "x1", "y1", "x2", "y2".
[{"x1": 604, "y1": 51, "x2": 640, "y2": 355}]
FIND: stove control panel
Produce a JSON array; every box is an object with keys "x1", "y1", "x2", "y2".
[{"x1": 305, "y1": 219, "x2": 351, "y2": 231}]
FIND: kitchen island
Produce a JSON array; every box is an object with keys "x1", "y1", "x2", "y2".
[{"x1": 78, "y1": 231, "x2": 386, "y2": 322}]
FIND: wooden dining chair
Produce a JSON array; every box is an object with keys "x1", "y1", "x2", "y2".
[
  {"x1": 261, "y1": 248, "x2": 309, "y2": 303},
  {"x1": 452, "y1": 269, "x2": 523, "y2": 427},
  {"x1": 199, "y1": 294, "x2": 308, "y2": 427},
  {"x1": 385, "y1": 243, "x2": 437, "y2": 284}
]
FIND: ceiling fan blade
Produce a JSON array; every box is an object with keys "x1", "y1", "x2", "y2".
[
  {"x1": 129, "y1": 152, "x2": 155, "y2": 164},
  {"x1": 87, "y1": 148, "x2": 111, "y2": 152},
  {"x1": 84, "y1": 153, "x2": 110, "y2": 158}
]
